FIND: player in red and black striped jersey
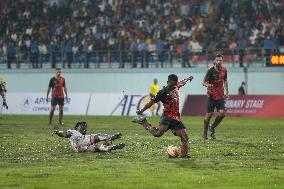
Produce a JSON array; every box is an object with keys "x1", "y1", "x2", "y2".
[
  {"x1": 133, "y1": 74, "x2": 193, "y2": 158},
  {"x1": 202, "y1": 52, "x2": 229, "y2": 140},
  {"x1": 46, "y1": 68, "x2": 68, "y2": 126}
]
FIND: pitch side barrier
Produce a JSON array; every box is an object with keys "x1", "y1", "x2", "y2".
[
  {"x1": 182, "y1": 95, "x2": 284, "y2": 118},
  {"x1": 1, "y1": 93, "x2": 186, "y2": 116},
  {"x1": 2, "y1": 93, "x2": 284, "y2": 118},
  {"x1": 1, "y1": 93, "x2": 90, "y2": 115}
]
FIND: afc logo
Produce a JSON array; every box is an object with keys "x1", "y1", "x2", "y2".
[{"x1": 111, "y1": 95, "x2": 150, "y2": 116}]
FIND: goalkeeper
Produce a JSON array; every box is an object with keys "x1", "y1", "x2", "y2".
[{"x1": 52, "y1": 121, "x2": 125, "y2": 152}]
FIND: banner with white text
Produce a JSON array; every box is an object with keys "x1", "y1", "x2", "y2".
[
  {"x1": 87, "y1": 93, "x2": 186, "y2": 116},
  {"x1": 2, "y1": 93, "x2": 90, "y2": 115},
  {"x1": 182, "y1": 95, "x2": 284, "y2": 118}
]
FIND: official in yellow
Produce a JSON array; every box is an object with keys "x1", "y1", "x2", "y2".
[{"x1": 149, "y1": 78, "x2": 161, "y2": 116}]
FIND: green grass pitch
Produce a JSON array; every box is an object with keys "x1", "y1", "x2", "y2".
[{"x1": 0, "y1": 115, "x2": 283, "y2": 189}]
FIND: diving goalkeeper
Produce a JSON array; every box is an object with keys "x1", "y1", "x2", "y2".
[{"x1": 52, "y1": 121, "x2": 125, "y2": 152}]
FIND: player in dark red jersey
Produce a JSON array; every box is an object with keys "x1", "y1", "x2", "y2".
[
  {"x1": 202, "y1": 52, "x2": 229, "y2": 140},
  {"x1": 133, "y1": 74, "x2": 193, "y2": 158},
  {"x1": 46, "y1": 68, "x2": 68, "y2": 125}
]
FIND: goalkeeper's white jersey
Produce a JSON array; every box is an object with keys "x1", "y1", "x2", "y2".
[{"x1": 67, "y1": 129, "x2": 94, "y2": 152}]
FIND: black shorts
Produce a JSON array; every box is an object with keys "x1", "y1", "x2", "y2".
[
  {"x1": 207, "y1": 97, "x2": 226, "y2": 113},
  {"x1": 159, "y1": 114, "x2": 186, "y2": 135},
  {"x1": 51, "y1": 98, "x2": 64, "y2": 106}
]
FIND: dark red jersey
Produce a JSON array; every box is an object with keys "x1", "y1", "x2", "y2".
[
  {"x1": 152, "y1": 80, "x2": 187, "y2": 121},
  {"x1": 49, "y1": 77, "x2": 66, "y2": 99},
  {"x1": 204, "y1": 66, "x2": 227, "y2": 100}
]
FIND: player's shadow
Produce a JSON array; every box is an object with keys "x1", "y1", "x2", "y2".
[{"x1": 166, "y1": 158, "x2": 196, "y2": 169}]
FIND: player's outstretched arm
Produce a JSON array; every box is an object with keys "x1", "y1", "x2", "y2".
[
  {"x1": 178, "y1": 76, "x2": 194, "y2": 88},
  {"x1": 136, "y1": 100, "x2": 155, "y2": 115},
  {"x1": 52, "y1": 130, "x2": 72, "y2": 138}
]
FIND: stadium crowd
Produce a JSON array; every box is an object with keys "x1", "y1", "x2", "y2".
[{"x1": 0, "y1": 0, "x2": 283, "y2": 68}]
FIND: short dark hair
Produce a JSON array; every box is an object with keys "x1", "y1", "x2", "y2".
[
  {"x1": 75, "y1": 121, "x2": 87, "y2": 130},
  {"x1": 55, "y1": 68, "x2": 61, "y2": 71},
  {"x1": 168, "y1": 74, "x2": 178, "y2": 82},
  {"x1": 215, "y1": 52, "x2": 223, "y2": 58}
]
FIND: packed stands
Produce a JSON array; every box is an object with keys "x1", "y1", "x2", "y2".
[{"x1": 0, "y1": 0, "x2": 283, "y2": 68}]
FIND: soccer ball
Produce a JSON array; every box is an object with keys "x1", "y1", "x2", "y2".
[{"x1": 166, "y1": 145, "x2": 180, "y2": 158}]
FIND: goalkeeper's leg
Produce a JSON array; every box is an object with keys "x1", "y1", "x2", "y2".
[
  {"x1": 86, "y1": 143, "x2": 125, "y2": 152},
  {"x1": 93, "y1": 133, "x2": 122, "y2": 143}
]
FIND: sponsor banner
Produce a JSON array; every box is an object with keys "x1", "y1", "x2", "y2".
[
  {"x1": 2, "y1": 93, "x2": 90, "y2": 115},
  {"x1": 182, "y1": 95, "x2": 284, "y2": 118},
  {"x1": 87, "y1": 93, "x2": 186, "y2": 116}
]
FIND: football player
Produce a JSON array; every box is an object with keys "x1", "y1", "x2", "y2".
[
  {"x1": 202, "y1": 52, "x2": 229, "y2": 140},
  {"x1": 133, "y1": 74, "x2": 193, "y2": 158},
  {"x1": 52, "y1": 121, "x2": 125, "y2": 152}
]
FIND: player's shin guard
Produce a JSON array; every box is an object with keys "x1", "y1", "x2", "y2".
[{"x1": 59, "y1": 109, "x2": 63, "y2": 124}]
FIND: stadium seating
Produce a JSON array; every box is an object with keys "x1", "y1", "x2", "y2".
[{"x1": 0, "y1": 0, "x2": 283, "y2": 68}]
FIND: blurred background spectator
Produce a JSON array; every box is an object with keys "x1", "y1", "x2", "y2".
[{"x1": 238, "y1": 81, "x2": 246, "y2": 95}]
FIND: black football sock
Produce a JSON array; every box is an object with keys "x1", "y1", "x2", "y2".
[
  {"x1": 210, "y1": 115, "x2": 225, "y2": 131},
  {"x1": 49, "y1": 111, "x2": 54, "y2": 124},
  {"x1": 59, "y1": 109, "x2": 63, "y2": 124}
]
